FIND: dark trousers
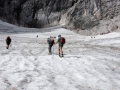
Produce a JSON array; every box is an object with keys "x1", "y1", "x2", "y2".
[
  {"x1": 48, "y1": 44, "x2": 53, "y2": 53},
  {"x1": 6, "y1": 41, "x2": 11, "y2": 49},
  {"x1": 6, "y1": 41, "x2": 11, "y2": 46}
]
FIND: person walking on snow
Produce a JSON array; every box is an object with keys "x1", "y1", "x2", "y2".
[
  {"x1": 55, "y1": 34, "x2": 65, "y2": 57},
  {"x1": 6, "y1": 36, "x2": 11, "y2": 49},
  {"x1": 47, "y1": 36, "x2": 55, "y2": 55}
]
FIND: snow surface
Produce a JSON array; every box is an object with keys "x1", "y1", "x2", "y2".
[{"x1": 0, "y1": 20, "x2": 120, "y2": 90}]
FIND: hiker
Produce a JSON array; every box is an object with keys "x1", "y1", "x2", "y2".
[
  {"x1": 47, "y1": 36, "x2": 55, "y2": 54},
  {"x1": 36, "y1": 35, "x2": 38, "y2": 43},
  {"x1": 36, "y1": 35, "x2": 38, "y2": 38},
  {"x1": 55, "y1": 34, "x2": 65, "y2": 57},
  {"x1": 6, "y1": 36, "x2": 11, "y2": 49}
]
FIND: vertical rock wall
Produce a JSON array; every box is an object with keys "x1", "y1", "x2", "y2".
[{"x1": 0, "y1": 0, "x2": 120, "y2": 30}]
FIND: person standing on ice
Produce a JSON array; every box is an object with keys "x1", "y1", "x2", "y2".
[
  {"x1": 47, "y1": 36, "x2": 55, "y2": 55},
  {"x1": 6, "y1": 36, "x2": 11, "y2": 49},
  {"x1": 55, "y1": 34, "x2": 65, "y2": 57}
]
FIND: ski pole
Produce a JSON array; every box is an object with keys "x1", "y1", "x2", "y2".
[
  {"x1": 53, "y1": 36, "x2": 56, "y2": 58},
  {"x1": 53, "y1": 45, "x2": 54, "y2": 58}
]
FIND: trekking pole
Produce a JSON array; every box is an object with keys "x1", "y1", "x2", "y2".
[
  {"x1": 52, "y1": 36, "x2": 56, "y2": 58},
  {"x1": 53, "y1": 45, "x2": 54, "y2": 58}
]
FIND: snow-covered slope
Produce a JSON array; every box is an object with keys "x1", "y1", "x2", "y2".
[{"x1": 0, "y1": 20, "x2": 120, "y2": 90}]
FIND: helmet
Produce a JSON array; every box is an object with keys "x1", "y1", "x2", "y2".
[{"x1": 58, "y1": 34, "x2": 61, "y2": 37}]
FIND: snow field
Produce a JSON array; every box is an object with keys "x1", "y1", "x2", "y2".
[{"x1": 0, "y1": 20, "x2": 120, "y2": 90}]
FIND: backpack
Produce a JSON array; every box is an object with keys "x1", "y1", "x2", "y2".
[
  {"x1": 60, "y1": 37, "x2": 65, "y2": 44},
  {"x1": 47, "y1": 38, "x2": 51, "y2": 44},
  {"x1": 6, "y1": 37, "x2": 11, "y2": 45},
  {"x1": 47, "y1": 38, "x2": 54, "y2": 45}
]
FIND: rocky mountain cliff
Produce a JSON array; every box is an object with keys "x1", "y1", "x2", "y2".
[{"x1": 0, "y1": 0, "x2": 120, "y2": 34}]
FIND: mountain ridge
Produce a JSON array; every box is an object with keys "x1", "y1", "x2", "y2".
[{"x1": 0, "y1": 0, "x2": 120, "y2": 35}]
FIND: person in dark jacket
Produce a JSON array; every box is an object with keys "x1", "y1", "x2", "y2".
[
  {"x1": 6, "y1": 36, "x2": 11, "y2": 49},
  {"x1": 47, "y1": 36, "x2": 55, "y2": 54}
]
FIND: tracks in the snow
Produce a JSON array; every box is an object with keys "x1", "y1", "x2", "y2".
[{"x1": 0, "y1": 34, "x2": 120, "y2": 58}]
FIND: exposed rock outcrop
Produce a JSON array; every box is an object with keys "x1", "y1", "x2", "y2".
[{"x1": 0, "y1": 0, "x2": 120, "y2": 32}]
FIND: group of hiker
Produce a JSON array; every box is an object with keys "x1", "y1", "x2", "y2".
[
  {"x1": 47, "y1": 34, "x2": 65, "y2": 57},
  {"x1": 6, "y1": 34, "x2": 65, "y2": 57}
]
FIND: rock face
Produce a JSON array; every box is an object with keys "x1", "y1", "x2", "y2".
[
  {"x1": 0, "y1": 0, "x2": 120, "y2": 30},
  {"x1": 0, "y1": 0, "x2": 75, "y2": 27},
  {"x1": 66, "y1": 0, "x2": 120, "y2": 30}
]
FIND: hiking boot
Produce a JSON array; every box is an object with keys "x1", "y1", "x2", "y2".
[
  {"x1": 6, "y1": 46, "x2": 8, "y2": 49},
  {"x1": 48, "y1": 52, "x2": 52, "y2": 55},
  {"x1": 59, "y1": 53, "x2": 61, "y2": 57}
]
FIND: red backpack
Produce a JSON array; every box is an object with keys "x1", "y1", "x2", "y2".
[{"x1": 60, "y1": 37, "x2": 65, "y2": 44}]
